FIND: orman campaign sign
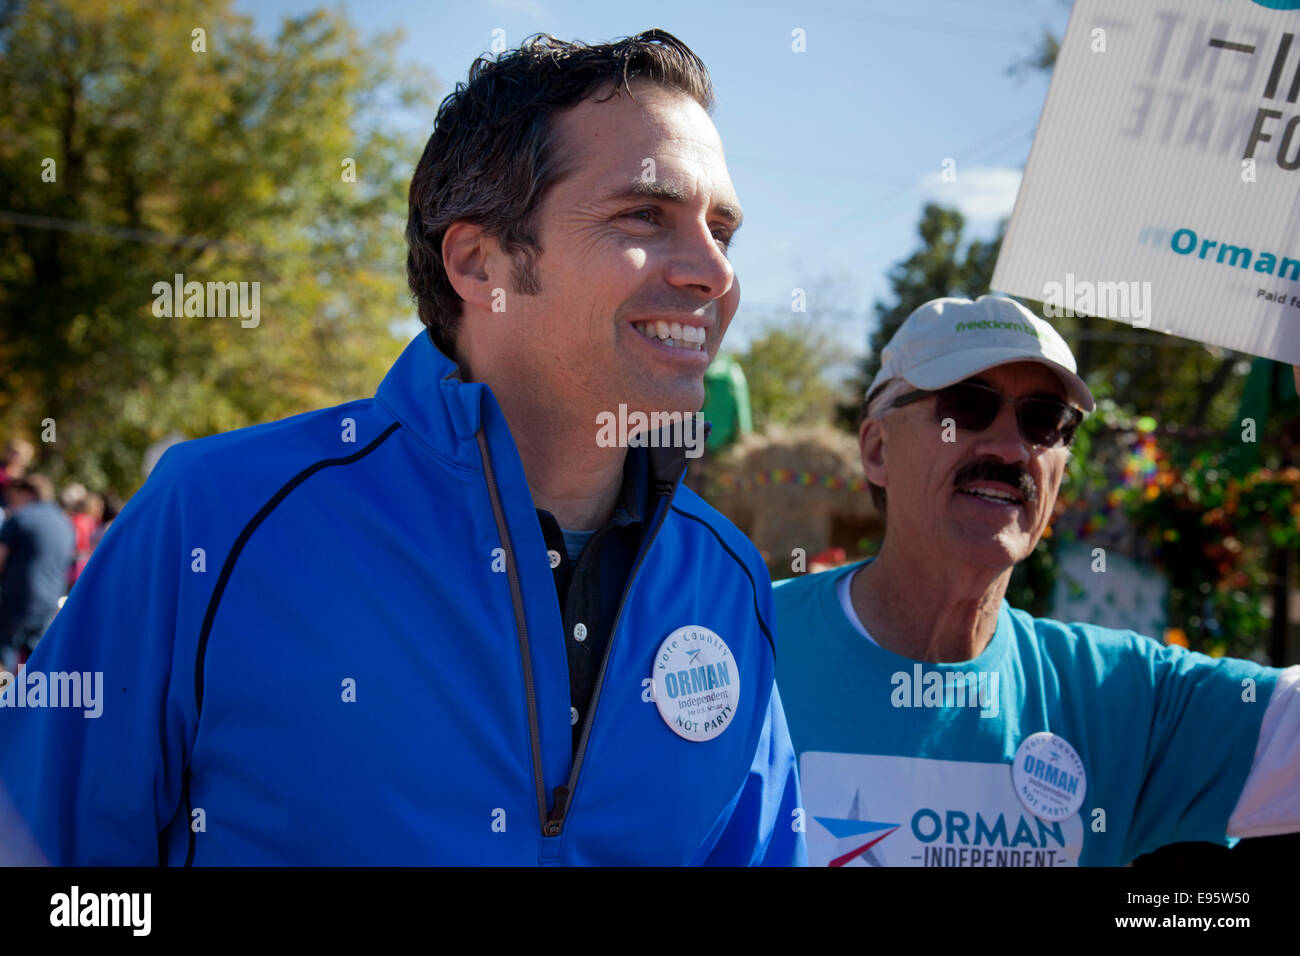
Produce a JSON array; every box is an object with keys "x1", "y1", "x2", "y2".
[{"x1": 992, "y1": 0, "x2": 1300, "y2": 365}]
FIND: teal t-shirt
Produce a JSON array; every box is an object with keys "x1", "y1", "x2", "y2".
[{"x1": 773, "y1": 559, "x2": 1281, "y2": 867}]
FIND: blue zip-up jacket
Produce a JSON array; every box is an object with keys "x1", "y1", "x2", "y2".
[{"x1": 0, "y1": 332, "x2": 805, "y2": 866}]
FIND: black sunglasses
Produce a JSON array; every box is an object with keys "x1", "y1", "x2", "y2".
[{"x1": 891, "y1": 380, "x2": 1082, "y2": 448}]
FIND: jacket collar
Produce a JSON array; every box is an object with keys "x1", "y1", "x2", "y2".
[
  {"x1": 376, "y1": 329, "x2": 695, "y2": 491},
  {"x1": 374, "y1": 330, "x2": 482, "y2": 469}
]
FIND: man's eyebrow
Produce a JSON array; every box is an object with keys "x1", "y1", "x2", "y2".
[{"x1": 600, "y1": 179, "x2": 744, "y2": 229}]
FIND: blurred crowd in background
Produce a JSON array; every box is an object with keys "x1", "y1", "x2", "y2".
[{"x1": 0, "y1": 438, "x2": 121, "y2": 672}]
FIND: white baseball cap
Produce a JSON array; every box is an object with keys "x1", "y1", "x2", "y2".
[{"x1": 865, "y1": 295, "x2": 1095, "y2": 413}]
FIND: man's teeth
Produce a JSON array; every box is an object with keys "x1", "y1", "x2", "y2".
[
  {"x1": 634, "y1": 321, "x2": 706, "y2": 350},
  {"x1": 959, "y1": 486, "x2": 1022, "y2": 504}
]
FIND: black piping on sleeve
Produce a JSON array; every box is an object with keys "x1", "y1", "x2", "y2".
[
  {"x1": 177, "y1": 420, "x2": 401, "y2": 866},
  {"x1": 669, "y1": 505, "x2": 776, "y2": 658}
]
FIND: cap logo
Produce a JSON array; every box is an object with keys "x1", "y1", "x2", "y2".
[{"x1": 953, "y1": 319, "x2": 1040, "y2": 338}]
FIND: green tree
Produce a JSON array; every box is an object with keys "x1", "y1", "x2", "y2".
[
  {"x1": 839, "y1": 204, "x2": 1002, "y2": 427},
  {"x1": 844, "y1": 202, "x2": 1248, "y2": 436},
  {"x1": 733, "y1": 320, "x2": 839, "y2": 430},
  {"x1": 0, "y1": 0, "x2": 434, "y2": 492}
]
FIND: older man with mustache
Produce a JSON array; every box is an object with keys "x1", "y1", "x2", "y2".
[{"x1": 775, "y1": 294, "x2": 1300, "y2": 867}]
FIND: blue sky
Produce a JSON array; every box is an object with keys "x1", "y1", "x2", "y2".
[{"x1": 234, "y1": 0, "x2": 1073, "y2": 374}]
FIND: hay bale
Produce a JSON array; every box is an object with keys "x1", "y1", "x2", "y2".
[{"x1": 704, "y1": 425, "x2": 881, "y2": 572}]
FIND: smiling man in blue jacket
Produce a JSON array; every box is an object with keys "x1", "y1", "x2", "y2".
[{"x1": 0, "y1": 30, "x2": 804, "y2": 866}]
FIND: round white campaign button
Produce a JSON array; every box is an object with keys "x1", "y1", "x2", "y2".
[
  {"x1": 547, "y1": 549, "x2": 562, "y2": 569},
  {"x1": 573, "y1": 622, "x2": 587, "y2": 642},
  {"x1": 1012, "y1": 731, "x2": 1087, "y2": 822},
  {"x1": 651, "y1": 625, "x2": 740, "y2": 742}
]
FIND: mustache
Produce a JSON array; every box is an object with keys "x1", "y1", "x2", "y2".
[{"x1": 953, "y1": 459, "x2": 1038, "y2": 505}]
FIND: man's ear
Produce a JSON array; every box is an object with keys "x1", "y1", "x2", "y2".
[
  {"x1": 860, "y1": 416, "x2": 888, "y2": 490},
  {"x1": 441, "y1": 221, "x2": 506, "y2": 313}
]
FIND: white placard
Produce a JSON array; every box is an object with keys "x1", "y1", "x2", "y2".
[{"x1": 992, "y1": 0, "x2": 1300, "y2": 364}]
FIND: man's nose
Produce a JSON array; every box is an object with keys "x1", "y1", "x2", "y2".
[
  {"x1": 663, "y1": 221, "x2": 735, "y2": 302},
  {"x1": 969, "y1": 401, "x2": 1030, "y2": 464}
]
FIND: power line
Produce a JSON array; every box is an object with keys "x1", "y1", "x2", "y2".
[
  {"x1": 735, "y1": 302, "x2": 1231, "y2": 351},
  {"x1": 833, "y1": 115, "x2": 1038, "y2": 230},
  {"x1": 739, "y1": 0, "x2": 1039, "y2": 43},
  {"x1": 928, "y1": 0, "x2": 1064, "y2": 15},
  {"x1": 6, "y1": 208, "x2": 1223, "y2": 356},
  {"x1": 0, "y1": 209, "x2": 260, "y2": 255},
  {"x1": 0, "y1": 209, "x2": 401, "y2": 275},
  {"x1": 774, "y1": 112, "x2": 1039, "y2": 264},
  {"x1": 729, "y1": 112, "x2": 1035, "y2": 188}
]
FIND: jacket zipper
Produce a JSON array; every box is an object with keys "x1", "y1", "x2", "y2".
[
  {"x1": 475, "y1": 429, "x2": 549, "y2": 834},
  {"x1": 479, "y1": 412, "x2": 686, "y2": 840},
  {"x1": 546, "y1": 475, "x2": 682, "y2": 837}
]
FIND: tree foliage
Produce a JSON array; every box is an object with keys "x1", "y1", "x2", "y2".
[
  {"x1": 855, "y1": 204, "x2": 1001, "y2": 402},
  {"x1": 0, "y1": 0, "x2": 434, "y2": 492},
  {"x1": 845, "y1": 204, "x2": 1249, "y2": 436},
  {"x1": 734, "y1": 320, "x2": 839, "y2": 430}
]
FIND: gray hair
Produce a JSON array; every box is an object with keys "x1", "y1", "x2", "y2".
[{"x1": 863, "y1": 377, "x2": 913, "y2": 421}]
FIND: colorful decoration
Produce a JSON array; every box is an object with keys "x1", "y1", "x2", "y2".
[
  {"x1": 1125, "y1": 436, "x2": 1299, "y2": 658},
  {"x1": 714, "y1": 470, "x2": 868, "y2": 492},
  {"x1": 1121, "y1": 417, "x2": 1161, "y2": 490}
]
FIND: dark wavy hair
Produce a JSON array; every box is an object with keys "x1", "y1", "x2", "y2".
[{"x1": 405, "y1": 29, "x2": 716, "y2": 358}]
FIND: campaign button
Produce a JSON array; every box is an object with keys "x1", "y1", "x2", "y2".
[
  {"x1": 1011, "y1": 731, "x2": 1086, "y2": 822},
  {"x1": 651, "y1": 625, "x2": 739, "y2": 742}
]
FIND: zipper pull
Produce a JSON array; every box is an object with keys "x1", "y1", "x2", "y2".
[{"x1": 543, "y1": 785, "x2": 570, "y2": 837}]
